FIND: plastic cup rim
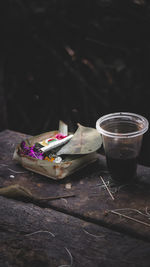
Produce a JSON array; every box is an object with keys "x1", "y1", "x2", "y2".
[{"x1": 96, "y1": 112, "x2": 149, "y2": 138}]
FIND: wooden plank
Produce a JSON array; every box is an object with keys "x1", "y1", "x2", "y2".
[
  {"x1": 1, "y1": 196, "x2": 150, "y2": 267},
  {"x1": 1, "y1": 130, "x2": 150, "y2": 241}
]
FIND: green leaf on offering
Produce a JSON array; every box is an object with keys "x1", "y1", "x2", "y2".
[{"x1": 57, "y1": 123, "x2": 102, "y2": 155}]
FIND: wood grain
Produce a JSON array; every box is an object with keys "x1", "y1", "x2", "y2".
[
  {"x1": 1, "y1": 130, "x2": 150, "y2": 242},
  {"x1": 1, "y1": 196, "x2": 150, "y2": 267}
]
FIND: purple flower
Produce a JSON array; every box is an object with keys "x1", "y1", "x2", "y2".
[{"x1": 20, "y1": 141, "x2": 44, "y2": 160}]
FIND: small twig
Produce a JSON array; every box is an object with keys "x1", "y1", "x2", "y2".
[
  {"x1": 100, "y1": 176, "x2": 115, "y2": 200},
  {"x1": 39, "y1": 194, "x2": 75, "y2": 201},
  {"x1": 65, "y1": 247, "x2": 73, "y2": 267},
  {"x1": 96, "y1": 180, "x2": 110, "y2": 188},
  {"x1": 145, "y1": 207, "x2": 150, "y2": 217},
  {"x1": 25, "y1": 230, "x2": 55, "y2": 237},
  {"x1": 114, "y1": 208, "x2": 150, "y2": 219},
  {"x1": 83, "y1": 228, "x2": 104, "y2": 238},
  {"x1": 7, "y1": 168, "x2": 27, "y2": 174},
  {"x1": 109, "y1": 210, "x2": 150, "y2": 228},
  {"x1": 58, "y1": 247, "x2": 73, "y2": 267}
]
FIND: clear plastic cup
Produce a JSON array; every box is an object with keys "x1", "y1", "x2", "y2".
[{"x1": 96, "y1": 112, "x2": 149, "y2": 183}]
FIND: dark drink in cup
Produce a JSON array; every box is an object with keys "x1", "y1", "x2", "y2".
[
  {"x1": 106, "y1": 149, "x2": 137, "y2": 183},
  {"x1": 96, "y1": 112, "x2": 149, "y2": 184}
]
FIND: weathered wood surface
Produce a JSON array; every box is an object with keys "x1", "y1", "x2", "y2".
[
  {"x1": 1, "y1": 195, "x2": 150, "y2": 267},
  {"x1": 1, "y1": 129, "x2": 150, "y2": 244}
]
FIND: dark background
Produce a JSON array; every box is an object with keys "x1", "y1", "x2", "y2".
[{"x1": 0, "y1": 0, "x2": 150, "y2": 166}]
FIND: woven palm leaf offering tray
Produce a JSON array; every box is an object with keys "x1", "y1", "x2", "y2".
[{"x1": 13, "y1": 121, "x2": 102, "y2": 180}]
